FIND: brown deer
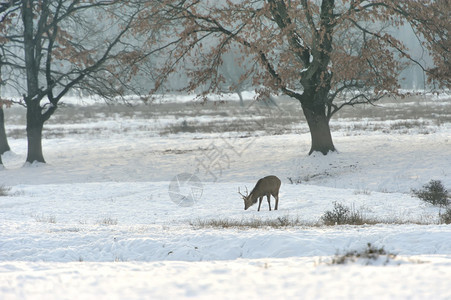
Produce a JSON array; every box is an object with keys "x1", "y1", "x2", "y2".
[{"x1": 238, "y1": 175, "x2": 281, "y2": 211}]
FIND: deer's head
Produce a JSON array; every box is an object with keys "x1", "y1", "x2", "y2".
[{"x1": 238, "y1": 187, "x2": 253, "y2": 210}]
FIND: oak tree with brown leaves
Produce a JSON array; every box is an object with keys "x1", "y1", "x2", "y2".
[
  {"x1": 0, "y1": 0, "x2": 143, "y2": 163},
  {"x1": 140, "y1": 0, "x2": 449, "y2": 155}
]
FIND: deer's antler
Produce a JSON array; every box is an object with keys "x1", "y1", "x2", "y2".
[{"x1": 238, "y1": 186, "x2": 249, "y2": 198}]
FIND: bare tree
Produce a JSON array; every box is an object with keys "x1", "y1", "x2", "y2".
[
  {"x1": 138, "y1": 0, "x2": 450, "y2": 155},
  {"x1": 0, "y1": 99, "x2": 11, "y2": 157},
  {"x1": 0, "y1": 0, "x2": 144, "y2": 163},
  {"x1": 0, "y1": 56, "x2": 11, "y2": 160},
  {"x1": 0, "y1": 1, "x2": 19, "y2": 163},
  {"x1": 217, "y1": 48, "x2": 255, "y2": 107}
]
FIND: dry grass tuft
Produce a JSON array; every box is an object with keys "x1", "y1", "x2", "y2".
[
  {"x1": 190, "y1": 216, "x2": 313, "y2": 229},
  {"x1": 329, "y1": 243, "x2": 396, "y2": 265},
  {"x1": 0, "y1": 185, "x2": 11, "y2": 196}
]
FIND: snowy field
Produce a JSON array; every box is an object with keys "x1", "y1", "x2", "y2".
[{"x1": 1, "y1": 94, "x2": 451, "y2": 299}]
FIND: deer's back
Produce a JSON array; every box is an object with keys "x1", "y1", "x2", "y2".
[{"x1": 252, "y1": 175, "x2": 281, "y2": 196}]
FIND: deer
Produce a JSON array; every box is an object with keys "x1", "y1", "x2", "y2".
[{"x1": 238, "y1": 175, "x2": 281, "y2": 211}]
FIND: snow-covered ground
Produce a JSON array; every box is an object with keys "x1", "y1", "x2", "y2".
[{"x1": 1, "y1": 94, "x2": 450, "y2": 299}]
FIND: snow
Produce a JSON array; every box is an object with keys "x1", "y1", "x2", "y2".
[{"x1": 0, "y1": 94, "x2": 451, "y2": 299}]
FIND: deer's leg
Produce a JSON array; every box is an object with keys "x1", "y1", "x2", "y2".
[
  {"x1": 267, "y1": 194, "x2": 271, "y2": 211},
  {"x1": 275, "y1": 193, "x2": 279, "y2": 210},
  {"x1": 257, "y1": 197, "x2": 263, "y2": 211}
]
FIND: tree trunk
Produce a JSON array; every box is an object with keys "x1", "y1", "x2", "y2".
[
  {"x1": 0, "y1": 52, "x2": 10, "y2": 164},
  {"x1": 22, "y1": 0, "x2": 45, "y2": 164},
  {"x1": 26, "y1": 122, "x2": 45, "y2": 163},
  {"x1": 26, "y1": 105, "x2": 45, "y2": 164},
  {"x1": 302, "y1": 105, "x2": 336, "y2": 155},
  {"x1": 237, "y1": 91, "x2": 244, "y2": 107},
  {"x1": 0, "y1": 108, "x2": 11, "y2": 155}
]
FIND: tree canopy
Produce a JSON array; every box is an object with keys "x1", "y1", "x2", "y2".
[
  {"x1": 0, "y1": 0, "x2": 146, "y2": 163},
  {"x1": 0, "y1": 0, "x2": 449, "y2": 161},
  {"x1": 133, "y1": 0, "x2": 449, "y2": 154}
]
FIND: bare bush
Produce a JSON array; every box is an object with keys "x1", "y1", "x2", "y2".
[
  {"x1": 321, "y1": 202, "x2": 365, "y2": 226},
  {"x1": 412, "y1": 180, "x2": 449, "y2": 207},
  {"x1": 439, "y1": 207, "x2": 451, "y2": 224}
]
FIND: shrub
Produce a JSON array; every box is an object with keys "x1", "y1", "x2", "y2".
[
  {"x1": 412, "y1": 180, "x2": 449, "y2": 207},
  {"x1": 439, "y1": 207, "x2": 451, "y2": 224},
  {"x1": 321, "y1": 202, "x2": 365, "y2": 225}
]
